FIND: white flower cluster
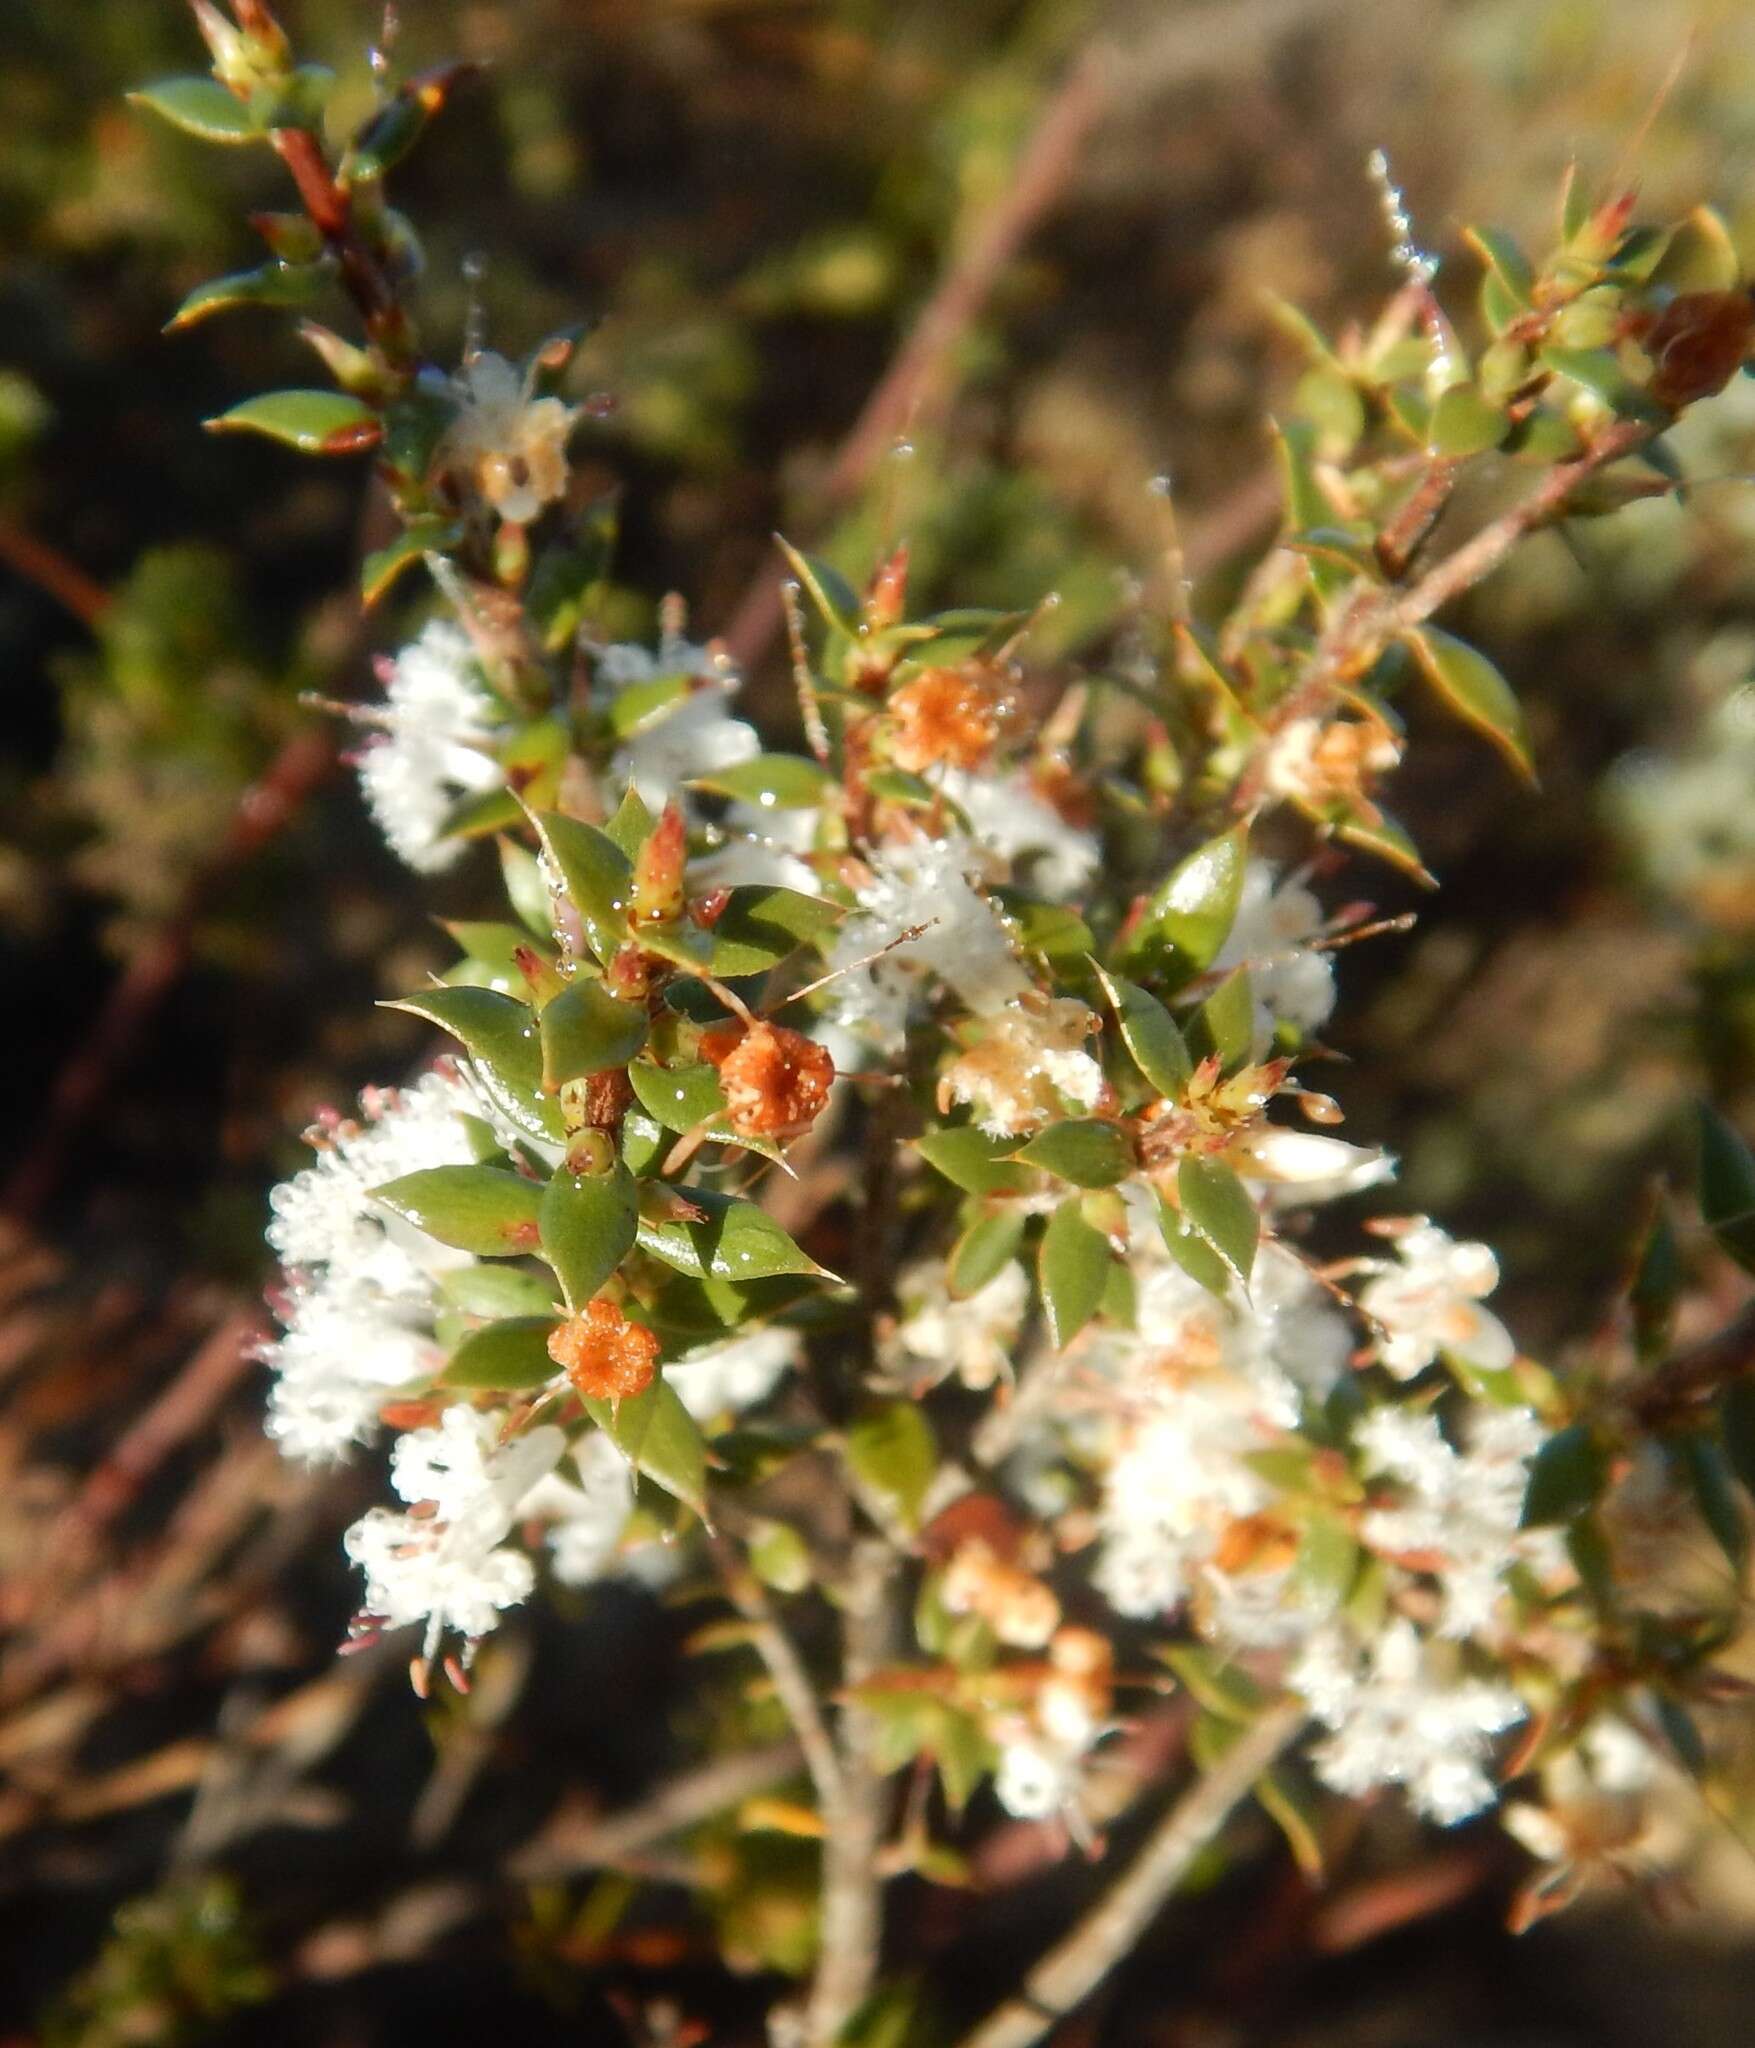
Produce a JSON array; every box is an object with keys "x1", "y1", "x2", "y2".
[
  {"x1": 355, "y1": 622, "x2": 504, "y2": 873},
  {"x1": 1212, "y1": 862, "x2": 1337, "y2": 1057}
]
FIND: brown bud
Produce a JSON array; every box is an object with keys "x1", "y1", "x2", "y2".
[
  {"x1": 631, "y1": 803, "x2": 688, "y2": 926},
  {"x1": 1646, "y1": 289, "x2": 1755, "y2": 410},
  {"x1": 548, "y1": 1300, "x2": 660, "y2": 1402},
  {"x1": 699, "y1": 1019, "x2": 835, "y2": 1141}
]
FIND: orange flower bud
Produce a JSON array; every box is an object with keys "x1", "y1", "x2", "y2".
[
  {"x1": 547, "y1": 1299, "x2": 660, "y2": 1401},
  {"x1": 631, "y1": 802, "x2": 689, "y2": 926},
  {"x1": 886, "y1": 664, "x2": 1003, "y2": 774},
  {"x1": 699, "y1": 1019, "x2": 835, "y2": 1141}
]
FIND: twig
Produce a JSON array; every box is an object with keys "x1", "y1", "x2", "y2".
[
  {"x1": 711, "y1": 1533, "x2": 843, "y2": 1810},
  {"x1": 0, "y1": 518, "x2": 110, "y2": 628},
  {"x1": 806, "y1": 1537, "x2": 893, "y2": 2047},
  {"x1": 1626, "y1": 1297, "x2": 1755, "y2": 1426},
  {"x1": 955, "y1": 1701, "x2": 1304, "y2": 2048},
  {"x1": 722, "y1": 46, "x2": 1115, "y2": 671}
]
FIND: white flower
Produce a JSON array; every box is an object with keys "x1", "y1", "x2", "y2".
[
  {"x1": 1228, "y1": 1128, "x2": 1396, "y2": 1206},
  {"x1": 940, "y1": 996, "x2": 1105, "y2": 1137},
  {"x1": 668, "y1": 1327, "x2": 799, "y2": 1422},
  {"x1": 892, "y1": 1259, "x2": 1028, "y2": 1391},
  {"x1": 1356, "y1": 1404, "x2": 1562, "y2": 1637},
  {"x1": 696, "y1": 802, "x2": 821, "y2": 893},
  {"x1": 1357, "y1": 1223, "x2": 1513, "y2": 1379},
  {"x1": 1211, "y1": 863, "x2": 1336, "y2": 1055},
  {"x1": 355, "y1": 622, "x2": 503, "y2": 873},
  {"x1": 995, "y1": 1735, "x2": 1083, "y2": 1820},
  {"x1": 440, "y1": 350, "x2": 577, "y2": 524},
  {"x1": 262, "y1": 1070, "x2": 482, "y2": 1462},
  {"x1": 937, "y1": 768, "x2": 1098, "y2": 900},
  {"x1": 345, "y1": 1409, "x2": 566, "y2": 1661},
  {"x1": 1292, "y1": 1618, "x2": 1526, "y2": 1824},
  {"x1": 520, "y1": 1432, "x2": 636, "y2": 1586},
  {"x1": 595, "y1": 635, "x2": 760, "y2": 811},
  {"x1": 826, "y1": 834, "x2": 1030, "y2": 1048}
]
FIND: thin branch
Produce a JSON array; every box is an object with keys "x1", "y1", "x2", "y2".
[
  {"x1": 0, "y1": 518, "x2": 110, "y2": 628},
  {"x1": 1626, "y1": 1297, "x2": 1755, "y2": 1426},
  {"x1": 711, "y1": 1533, "x2": 843, "y2": 1810},
  {"x1": 955, "y1": 1701, "x2": 1305, "y2": 2048}
]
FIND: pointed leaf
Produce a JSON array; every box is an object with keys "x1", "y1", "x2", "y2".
[
  {"x1": 1428, "y1": 384, "x2": 1510, "y2": 457},
  {"x1": 948, "y1": 1209, "x2": 1027, "y2": 1297},
  {"x1": 846, "y1": 1402, "x2": 936, "y2": 1532},
  {"x1": 438, "y1": 1266, "x2": 558, "y2": 1320},
  {"x1": 583, "y1": 1376, "x2": 707, "y2": 1515},
  {"x1": 385, "y1": 986, "x2": 563, "y2": 1144},
  {"x1": 1721, "y1": 1382, "x2": 1755, "y2": 1499},
  {"x1": 206, "y1": 389, "x2": 381, "y2": 456},
  {"x1": 1016, "y1": 1119, "x2": 1134, "y2": 1188},
  {"x1": 636, "y1": 1188, "x2": 836, "y2": 1283},
  {"x1": 1521, "y1": 1422, "x2": 1607, "y2": 1527},
  {"x1": 130, "y1": 77, "x2": 260, "y2": 143},
  {"x1": 1177, "y1": 1155, "x2": 1259, "y2": 1286},
  {"x1": 1698, "y1": 1104, "x2": 1755, "y2": 1275},
  {"x1": 705, "y1": 887, "x2": 841, "y2": 976},
  {"x1": 532, "y1": 811, "x2": 632, "y2": 963},
  {"x1": 1630, "y1": 1192, "x2": 1683, "y2": 1363},
  {"x1": 775, "y1": 537, "x2": 859, "y2": 635},
  {"x1": 1191, "y1": 968, "x2": 1256, "y2": 1072},
  {"x1": 1128, "y1": 826, "x2": 1249, "y2": 980},
  {"x1": 1404, "y1": 624, "x2": 1534, "y2": 779},
  {"x1": 603, "y1": 787, "x2": 655, "y2": 861},
  {"x1": 540, "y1": 979, "x2": 648, "y2": 1091},
  {"x1": 627, "y1": 1060, "x2": 728, "y2": 1135},
  {"x1": 1096, "y1": 965, "x2": 1192, "y2": 1095},
  {"x1": 1676, "y1": 1434, "x2": 1748, "y2": 1572},
  {"x1": 443, "y1": 1315, "x2": 561, "y2": 1390},
  {"x1": 690, "y1": 755, "x2": 836, "y2": 808},
  {"x1": 540, "y1": 1163, "x2": 639, "y2": 1311},
  {"x1": 915, "y1": 1127, "x2": 1030, "y2": 1196},
  {"x1": 1158, "y1": 1196, "x2": 1232, "y2": 1297},
  {"x1": 372, "y1": 1164, "x2": 543, "y2": 1256},
  {"x1": 1039, "y1": 1198, "x2": 1110, "y2": 1349},
  {"x1": 167, "y1": 262, "x2": 328, "y2": 331},
  {"x1": 361, "y1": 518, "x2": 462, "y2": 606}
]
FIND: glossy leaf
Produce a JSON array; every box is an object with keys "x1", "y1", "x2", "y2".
[
  {"x1": 627, "y1": 1060, "x2": 728, "y2": 1135},
  {"x1": 131, "y1": 77, "x2": 260, "y2": 143},
  {"x1": 1158, "y1": 1196, "x2": 1232, "y2": 1298},
  {"x1": 361, "y1": 518, "x2": 462, "y2": 606},
  {"x1": 775, "y1": 536, "x2": 860, "y2": 635},
  {"x1": 1038, "y1": 1198, "x2": 1110, "y2": 1349},
  {"x1": 206, "y1": 389, "x2": 381, "y2": 456},
  {"x1": 372, "y1": 1164, "x2": 543, "y2": 1256},
  {"x1": 1016, "y1": 1119, "x2": 1134, "y2": 1188},
  {"x1": 636, "y1": 1188, "x2": 836, "y2": 1284},
  {"x1": 915, "y1": 1127, "x2": 1030, "y2": 1196},
  {"x1": 1629, "y1": 1192, "x2": 1683, "y2": 1363},
  {"x1": 540, "y1": 1163, "x2": 639, "y2": 1311},
  {"x1": 1428, "y1": 384, "x2": 1509, "y2": 457},
  {"x1": 691, "y1": 755, "x2": 836, "y2": 808},
  {"x1": 167, "y1": 261, "x2": 327, "y2": 332},
  {"x1": 540, "y1": 978, "x2": 649, "y2": 1091},
  {"x1": 703, "y1": 886, "x2": 840, "y2": 976},
  {"x1": 1676, "y1": 1434, "x2": 1748, "y2": 1572},
  {"x1": 532, "y1": 811, "x2": 632, "y2": 963},
  {"x1": 1404, "y1": 624, "x2": 1534, "y2": 780},
  {"x1": 1127, "y1": 825, "x2": 1248, "y2": 980},
  {"x1": 846, "y1": 1402, "x2": 936, "y2": 1532},
  {"x1": 444, "y1": 1315, "x2": 560, "y2": 1390},
  {"x1": 385, "y1": 986, "x2": 564, "y2": 1144},
  {"x1": 1464, "y1": 224, "x2": 1535, "y2": 307},
  {"x1": 1177, "y1": 1155, "x2": 1259, "y2": 1286},
  {"x1": 1698, "y1": 1104, "x2": 1755, "y2": 1275},
  {"x1": 603, "y1": 787, "x2": 655, "y2": 861},
  {"x1": 948, "y1": 1208, "x2": 1028, "y2": 1297},
  {"x1": 437, "y1": 1265, "x2": 558, "y2": 1320},
  {"x1": 1191, "y1": 969, "x2": 1256, "y2": 1072},
  {"x1": 1521, "y1": 1422, "x2": 1607, "y2": 1527},
  {"x1": 1096, "y1": 966, "x2": 1192, "y2": 1095},
  {"x1": 583, "y1": 1376, "x2": 707, "y2": 1515}
]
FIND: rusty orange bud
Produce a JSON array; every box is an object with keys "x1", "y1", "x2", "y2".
[
  {"x1": 700, "y1": 1019, "x2": 834, "y2": 1140},
  {"x1": 631, "y1": 803, "x2": 688, "y2": 926},
  {"x1": 885, "y1": 664, "x2": 1002, "y2": 774},
  {"x1": 547, "y1": 1299, "x2": 660, "y2": 1402},
  {"x1": 866, "y1": 542, "x2": 911, "y2": 630}
]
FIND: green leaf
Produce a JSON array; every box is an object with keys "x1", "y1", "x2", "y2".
[
  {"x1": 539, "y1": 978, "x2": 648, "y2": 1091},
  {"x1": 1257, "y1": 1766, "x2": 1326, "y2": 1880},
  {"x1": 704, "y1": 887, "x2": 840, "y2": 976},
  {"x1": 1127, "y1": 825, "x2": 1249, "y2": 981},
  {"x1": 1016, "y1": 1118, "x2": 1134, "y2": 1188},
  {"x1": 583, "y1": 1376, "x2": 707, "y2": 1515},
  {"x1": 775, "y1": 536, "x2": 860, "y2": 635},
  {"x1": 915, "y1": 1127, "x2": 1030, "y2": 1196},
  {"x1": 1630, "y1": 1192, "x2": 1683, "y2": 1363},
  {"x1": 1653, "y1": 1693, "x2": 1708, "y2": 1779},
  {"x1": 1464, "y1": 224, "x2": 1536, "y2": 307},
  {"x1": 444, "y1": 920, "x2": 548, "y2": 987},
  {"x1": 948, "y1": 1208, "x2": 1028, "y2": 1297},
  {"x1": 384, "y1": 987, "x2": 563, "y2": 1145},
  {"x1": 1404, "y1": 624, "x2": 1534, "y2": 780},
  {"x1": 1038, "y1": 1198, "x2": 1110, "y2": 1349},
  {"x1": 1158, "y1": 1197, "x2": 1232, "y2": 1297},
  {"x1": 532, "y1": 811, "x2": 632, "y2": 963},
  {"x1": 166, "y1": 261, "x2": 327, "y2": 332},
  {"x1": 1698, "y1": 1105, "x2": 1755, "y2": 1276},
  {"x1": 1158, "y1": 1644, "x2": 1264, "y2": 1722},
  {"x1": 205, "y1": 389, "x2": 381, "y2": 456},
  {"x1": 1538, "y1": 344, "x2": 1662, "y2": 420},
  {"x1": 627, "y1": 1059, "x2": 728, "y2": 1135},
  {"x1": 603, "y1": 787, "x2": 655, "y2": 861},
  {"x1": 1292, "y1": 1509, "x2": 1360, "y2": 1612},
  {"x1": 361, "y1": 518, "x2": 462, "y2": 607},
  {"x1": 1190, "y1": 969, "x2": 1256, "y2": 1072},
  {"x1": 130, "y1": 77, "x2": 260, "y2": 143},
  {"x1": 1095, "y1": 966, "x2": 1192, "y2": 1095},
  {"x1": 1428, "y1": 384, "x2": 1510, "y2": 457},
  {"x1": 1676, "y1": 1434, "x2": 1749, "y2": 1573},
  {"x1": 1272, "y1": 419, "x2": 1345, "y2": 597},
  {"x1": 691, "y1": 755, "x2": 836, "y2": 808},
  {"x1": 540, "y1": 1163, "x2": 639, "y2": 1311},
  {"x1": 846, "y1": 1402, "x2": 936, "y2": 1532},
  {"x1": 1521, "y1": 1422, "x2": 1607, "y2": 1527},
  {"x1": 747, "y1": 1519, "x2": 813, "y2": 1594},
  {"x1": 1177, "y1": 1156, "x2": 1259, "y2": 1287},
  {"x1": 443, "y1": 1315, "x2": 560, "y2": 1390},
  {"x1": 437, "y1": 1266, "x2": 558, "y2": 1320},
  {"x1": 1721, "y1": 1382, "x2": 1755, "y2": 1499},
  {"x1": 636, "y1": 1188, "x2": 837, "y2": 1283},
  {"x1": 1651, "y1": 205, "x2": 1741, "y2": 293},
  {"x1": 372, "y1": 1164, "x2": 543, "y2": 1256}
]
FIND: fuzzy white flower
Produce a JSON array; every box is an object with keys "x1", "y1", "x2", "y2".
[
  {"x1": 1211, "y1": 862, "x2": 1336, "y2": 1055},
  {"x1": 892, "y1": 1258, "x2": 1028, "y2": 1391},
  {"x1": 1357, "y1": 1223, "x2": 1513, "y2": 1379},
  {"x1": 1292, "y1": 1619, "x2": 1526, "y2": 1824},
  {"x1": 938, "y1": 768, "x2": 1098, "y2": 900},
  {"x1": 940, "y1": 996, "x2": 1106, "y2": 1137},
  {"x1": 355, "y1": 623, "x2": 503, "y2": 873},
  {"x1": 520, "y1": 1432, "x2": 637, "y2": 1587},
  {"x1": 440, "y1": 350, "x2": 577, "y2": 524},
  {"x1": 262, "y1": 1070, "x2": 482, "y2": 1461},
  {"x1": 1356, "y1": 1405, "x2": 1562, "y2": 1637},
  {"x1": 995, "y1": 1735, "x2": 1084, "y2": 1820},
  {"x1": 345, "y1": 1408, "x2": 566, "y2": 1661},
  {"x1": 826, "y1": 834, "x2": 1030, "y2": 1048},
  {"x1": 595, "y1": 635, "x2": 759, "y2": 811},
  {"x1": 668, "y1": 1327, "x2": 800, "y2": 1422}
]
